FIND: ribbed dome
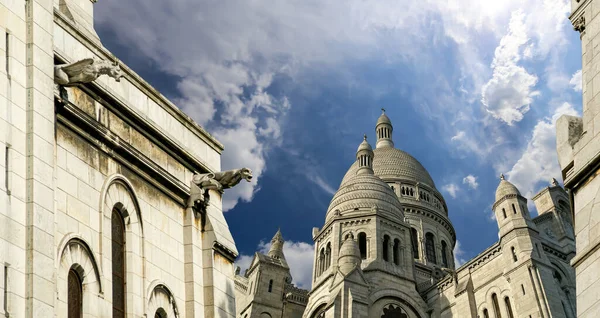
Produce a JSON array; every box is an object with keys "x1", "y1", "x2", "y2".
[
  {"x1": 326, "y1": 173, "x2": 404, "y2": 222},
  {"x1": 495, "y1": 176, "x2": 521, "y2": 201},
  {"x1": 341, "y1": 147, "x2": 436, "y2": 188},
  {"x1": 377, "y1": 113, "x2": 392, "y2": 126}
]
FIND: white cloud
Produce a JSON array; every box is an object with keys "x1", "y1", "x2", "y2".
[
  {"x1": 307, "y1": 174, "x2": 337, "y2": 196},
  {"x1": 570, "y1": 69, "x2": 582, "y2": 92},
  {"x1": 442, "y1": 183, "x2": 460, "y2": 198},
  {"x1": 462, "y1": 175, "x2": 479, "y2": 189},
  {"x1": 506, "y1": 102, "x2": 579, "y2": 199},
  {"x1": 481, "y1": 10, "x2": 539, "y2": 125},
  {"x1": 453, "y1": 240, "x2": 467, "y2": 267},
  {"x1": 236, "y1": 239, "x2": 315, "y2": 290}
]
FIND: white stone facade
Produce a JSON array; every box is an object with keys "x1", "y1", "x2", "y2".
[
  {"x1": 236, "y1": 113, "x2": 577, "y2": 318},
  {"x1": 555, "y1": 0, "x2": 600, "y2": 317},
  {"x1": 0, "y1": 0, "x2": 238, "y2": 317}
]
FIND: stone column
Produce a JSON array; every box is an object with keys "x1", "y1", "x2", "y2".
[
  {"x1": 183, "y1": 206, "x2": 205, "y2": 317},
  {"x1": 24, "y1": 0, "x2": 56, "y2": 316}
]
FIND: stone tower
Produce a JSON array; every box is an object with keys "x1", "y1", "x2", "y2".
[
  {"x1": 303, "y1": 136, "x2": 427, "y2": 318},
  {"x1": 532, "y1": 179, "x2": 575, "y2": 252},
  {"x1": 556, "y1": 0, "x2": 600, "y2": 315},
  {"x1": 235, "y1": 230, "x2": 307, "y2": 318},
  {"x1": 492, "y1": 176, "x2": 575, "y2": 317}
]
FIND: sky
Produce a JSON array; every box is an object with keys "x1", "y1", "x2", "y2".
[{"x1": 94, "y1": 0, "x2": 582, "y2": 290}]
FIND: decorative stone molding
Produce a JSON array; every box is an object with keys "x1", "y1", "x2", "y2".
[{"x1": 573, "y1": 15, "x2": 586, "y2": 33}]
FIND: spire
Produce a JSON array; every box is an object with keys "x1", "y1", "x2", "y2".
[
  {"x1": 356, "y1": 135, "x2": 374, "y2": 175},
  {"x1": 376, "y1": 108, "x2": 394, "y2": 148},
  {"x1": 551, "y1": 178, "x2": 559, "y2": 187},
  {"x1": 267, "y1": 229, "x2": 286, "y2": 261}
]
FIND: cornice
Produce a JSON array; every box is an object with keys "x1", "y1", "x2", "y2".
[
  {"x1": 56, "y1": 97, "x2": 190, "y2": 206},
  {"x1": 53, "y1": 10, "x2": 224, "y2": 153}
]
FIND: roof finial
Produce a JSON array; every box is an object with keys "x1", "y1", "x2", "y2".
[
  {"x1": 500, "y1": 173, "x2": 505, "y2": 180},
  {"x1": 363, "y1": 134, "x2": 367, "y2": 141},
  {"x1": 381, "y1": 107, "x2": 386, "y2": 113},
  {"x1": 551, "y1": 178, "x2": 559, "y2": 186}
]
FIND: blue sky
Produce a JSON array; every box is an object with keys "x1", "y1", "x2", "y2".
[{"x1": 95, "y1": 0, "x2": 582, "y2": 289}]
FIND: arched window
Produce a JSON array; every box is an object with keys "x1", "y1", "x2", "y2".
[
  {"x1": 492, "y1": 293, "x2": 502, "y2": 318},
  {"x1": 411, "y1": 228, "x2": 419, "y2": 259},
  {"x1": 512, "y1": 204, "x2": 517, "y2": 214},
  {"x1": 425, "y1": 233, "x2": 436, "y2": 264},
  {"x1": 393, "y1": 239, "x2": 400, "y2": 265},
  {"x1": 318, "y1": 248, "x2": 325, "y2": 275},
  {"x1": 502, "y1": 208, "x2": 507, "y2": 219},
  {"x1": 68, "y1": 268, "x2": 82, "y2": 318},
  {"x1": 511, "y1": 247, "x2": 518, "y2": 262},
  {"x1": 268, "y1": 279, "x2": 273, "y2": 292},
  {"x1": 112, "y1": 209, "x2": 126, "y2": 318},
  {"x1": 325, "y1": 243, "x2": 332, "y2": 269},
  {"x1": 483, "y1": 309, "x2": 489, "y2": 318},
  {"x1": 383, "y1": 235, "x2": 390, "y2": 262},
  {"x1": 154, "y1": 308, "x2": 167, "y2": 318},
  {"x1": 358, "y1": 233, "x2": 367, "y2": 259},
  {"x1": 505, "y1": 297, "x2": 514, "y2": 318},
  {"x1": 381, "y1": 304, "x2": 407, "y2": 318},
  {"x1": 441, "y1": 240, "x2": 448, "y2": 267}
]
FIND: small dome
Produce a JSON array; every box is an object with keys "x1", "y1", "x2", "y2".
[
  {"x1": 338, "y1": 234, "x2": 361, "y2": 275},
  {"x1": 495, "y1": 174, "x2": 521, "y2": 201},
  {"x1": 377, "y1": 112, "x2": 392, "y2": 126},
  {"x1": 357, "y1": 135, "x2": 373, "y2": 153},
  {"x1": 326, "y1": 173, "x2": 404, "y2": 222}
]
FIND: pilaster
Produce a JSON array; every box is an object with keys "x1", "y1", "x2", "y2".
[{"x1": 24, "y1": 0, "x2": 56, "y2": 317}]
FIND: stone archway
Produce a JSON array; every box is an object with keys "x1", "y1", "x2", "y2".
[
  {"x1": 147, "y1": 281, "x2": 180, "y2": 318},
  {"x1": 56, "y1": 236, "x2": 103, "y2": 317}
]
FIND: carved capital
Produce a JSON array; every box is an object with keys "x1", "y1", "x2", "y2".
[{"x1": 573, "y1": 15, "x2": 586, "y2": 33}]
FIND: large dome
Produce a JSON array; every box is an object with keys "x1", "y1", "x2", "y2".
[
  {"x1": 341, "y1": 147, "x2": 436, "y2": 188},
  {"x1": 325, "y1": 174, "x2": 404, "y2": 223}
]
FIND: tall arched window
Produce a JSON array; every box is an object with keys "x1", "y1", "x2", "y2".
[
  {"x1": 155, "y1": 308, "x2": 167, "y2": 318},
  {"x1": 511, "y1": 247, "x2": 518, "y2": 262},
  {"x1": 268, "y1": 279, "x2": 273, "y2": 292},
  {"x1": 483, "y1": 309, "x2": 489, "y2": 318},
  {"x1": 112, "y1": 209, "x2": 126, "y2": 318},
  {"x1": 441, "y1": 240, "x2": 449, "y2": 267},
  {"x1": 383, "y1": 235, "x2": 390, "y2": 262},
  {"x1": 411, "y1": 228, "x2": 419, "y2": 259},
  {"x1": 318, "y1": 248, "x2": 325, "y2": 275},
  {"x1": 425, "y1": 233, "x2": 436, "y2": 264},
  {"x1": 505, "y1": 297, "x2": 514, "y2": 318},
  {"x1": 492, "y1": 293, "x2": 502, "y2": 318},
  {"x1": 358, "y1": 233, "x2": 367, "y2": 259},
  {"x1": 68, "y1": 268, "x2": 82, "y2": 318},
  {"x1": 502, "y1": 208, "x2": 507, "y2": 219},
  {"x1": 512, "y1": 204, "x2": 517, "y2": 214},
  {"x1": 393, "y1": 239, "x2": 400, "y2": 265},
  {"x1": 325, "y1": 243, "x2": 332, "y2": 269}
]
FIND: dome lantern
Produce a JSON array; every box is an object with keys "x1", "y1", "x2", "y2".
[
  {"x1": 356, "y1": 135, "x2": 374, "y2": 176},
  {"x1": 376, "y1": 108, "x2": 394, "y2": 149}
]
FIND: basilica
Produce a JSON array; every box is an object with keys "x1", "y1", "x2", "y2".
[{"x1": 234, "y1": 112, "x2": 577, "y2": 318}]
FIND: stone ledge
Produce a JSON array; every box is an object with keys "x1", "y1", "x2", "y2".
[{"x1": 571, "y1": 234, "x2": 600, "y2": 268}]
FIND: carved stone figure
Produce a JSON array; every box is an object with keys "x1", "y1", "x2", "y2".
[
  {"x1": 54, "y1": 57, "x2": 123, "y2": 86},
  {"x1": 573, "y1": 15, "x2": 585, "y2": 33},
  {"x1": 191, "y1": 167, "x2": 253, "y2": 194},
  {"x1": 188, "y1": 168, "x2": 253, "y2": 230}
]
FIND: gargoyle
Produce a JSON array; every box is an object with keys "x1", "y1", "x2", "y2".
[
  {"x1": 54, "y1": 57, "x2": 123, "y2": 86},
  {"x1": 188, "y1": 168, "x2": 253, "y2": 230}
]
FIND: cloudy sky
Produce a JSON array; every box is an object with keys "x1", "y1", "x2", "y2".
[{"x1": 95, "y1": 0, "x2": 582, "y2": 290}]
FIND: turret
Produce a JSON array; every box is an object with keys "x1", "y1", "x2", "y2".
[
  {"x1": 338, "y1": 233, "x2": 362, "y2": 276},
  {"x1": 356, "y1": 135, "x2": 374, "y2": 176},
  {"x1": 376, "y1": 108, "x2": 394, "y2": 148},
  {"x1": 492, "y1": 174, "x2": 536, "y2": 236},
  {"x1": 268, "y1": 228, "x2": 286, "y2": 262}
]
